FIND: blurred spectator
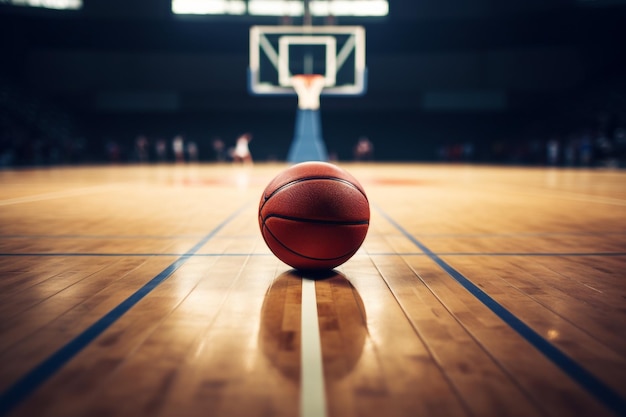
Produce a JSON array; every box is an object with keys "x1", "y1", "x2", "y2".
[
  {"x1": 154, "y1": 139, "x2": 167, "y2": 162},
  {"x1": 187, "y1": 140, "x2": 199, "y2": 162},
  {"x1": 232, "y1": 132, "x2": 253, "y2": 164},
  {"x1": 354, "y1": 136, "x2": 374, "y2": 161},
  {"x1": 172, "y1": 135, "x2": 185, "y2": 163},
  {"x1": 106, "y1": 139, "x2": 121, "y2": 163},
  {"x1": 135, "y1": 135, "x2": 149, "y2": 163},
  {"x1": 547, "y1": 138, "x2": 559, "y2": 166},
  {"x1": 212, "y1": 137, "x2": 226, "y2": 161}
]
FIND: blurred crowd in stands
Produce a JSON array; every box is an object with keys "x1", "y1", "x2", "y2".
[
  {"x1": 1, "y1": 76, "x2": 625, "y2": 168},
  {"x1": 3, "y1": 114, "x2": 624, "y2": 168},
  {"x1": 437, "y1": 118, "x2": 626, "y2": 168}
]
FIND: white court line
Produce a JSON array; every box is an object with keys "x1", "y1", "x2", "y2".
[
  {"x1": 301, "y1": 279, "x2": 328, "y2": 417},
  {"x1": 0, "y1": 185, "x2": 114, "y2": 206}
]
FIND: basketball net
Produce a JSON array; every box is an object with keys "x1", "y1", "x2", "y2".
[{"x1": 292, "y1": 74, "x2": 326, "y2": 110}]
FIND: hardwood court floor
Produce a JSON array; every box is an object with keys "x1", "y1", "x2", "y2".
[{"x1": 0, "y1": 163, "x2": 624, "y2": 417}]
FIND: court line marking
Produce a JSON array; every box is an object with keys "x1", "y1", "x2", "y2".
[
  {"x1": 0, "y1": 234, "x2": 207, "y2": 239},
  {"x1": 407, "y1": 231, "x2": 626, "y2": 237},
  {"x1": 375, "y1": 205, "x2": 626, "y2": 417},
  {"x1": 368, "y1": 252, "x2": 626, "y2": 257},
  {"x1": 0, "y1": 253, "x2": 273, "y2": 257},
  {"x1": 300, "y1": 279, "x2": 328, "y2": 417},
  {"x1": 0, "y1": 203, "x2": 249, "y2": 417},
  {"x1": 0, "y1": 185, "x2": 115, "y2": 206}
]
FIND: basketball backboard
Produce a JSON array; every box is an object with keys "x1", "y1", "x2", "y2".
[{"x1": 248, "y1": 25, "x2": 367, "y2": 96}]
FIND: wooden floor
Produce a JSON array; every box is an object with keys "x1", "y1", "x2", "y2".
[{"x1": 0, "y1": 163, "x2": 625, "y2": 417}]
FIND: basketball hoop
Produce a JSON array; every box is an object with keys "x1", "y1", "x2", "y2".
[{"x1": 292, "y1": 74, "x2": 326, "y2": 110}]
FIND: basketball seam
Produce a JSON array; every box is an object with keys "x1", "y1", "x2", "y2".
[
  {"x1": 260, "y1": 176, "x2": 368, "y2": 212},
  {"x1": 263, "y1": 213, "x2": 369, "y2": 226},
  {"x1": 262, "y1": 223, "x2": 360, "y2": 263}
]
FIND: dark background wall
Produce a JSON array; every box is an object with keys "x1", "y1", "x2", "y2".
[{"x1": 1, "y1": 0, "x2": 625, "y2": 164}]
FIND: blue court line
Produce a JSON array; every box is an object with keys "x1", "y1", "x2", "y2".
[
  {"x1": 367, "y1": 252, "x2": 626, "y2": 257},
  {"x1": 399, "y1": 231, "x2": 626, "y2": 238},
  {"x1": 0, "y1": 253, "x2": 273, "y2": 257},
  {"x1": 375, "y1": 206, "x2": 626, "y2": 417},
  {"x1": 0, "y1": 204, "x2": 249, "y2": 417},
  {"x1": 0, "y1": 234, "x2": 257, "y2": 240},
  {"x1": 0, "y1": 234, "x2": 206, "y2": 239}
]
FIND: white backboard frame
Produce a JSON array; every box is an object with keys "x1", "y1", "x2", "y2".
[{"x1": 249, "y1": 25, "x2": 366, "y2": 96}]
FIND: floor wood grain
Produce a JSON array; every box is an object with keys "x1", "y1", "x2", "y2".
[{"x1": 0, "y1": 163, "x2": 624, "y2": 417}]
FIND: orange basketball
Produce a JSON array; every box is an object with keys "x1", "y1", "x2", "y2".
[{"x1": 259, "y1": 161, "x2": 370, "y2": 270}]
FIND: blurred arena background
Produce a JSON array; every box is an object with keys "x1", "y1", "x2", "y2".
[{"x1": 0, "y1": 0, "x2": 625, "y2": 166}]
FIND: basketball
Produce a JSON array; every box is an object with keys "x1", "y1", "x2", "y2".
[{"x1": 259, "y1": 161, "x2": 370, "y2": 270}]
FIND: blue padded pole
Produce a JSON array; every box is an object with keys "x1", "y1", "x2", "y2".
[{"x1": 287, "y1": 109, "x2": 328, "y2": 163}]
